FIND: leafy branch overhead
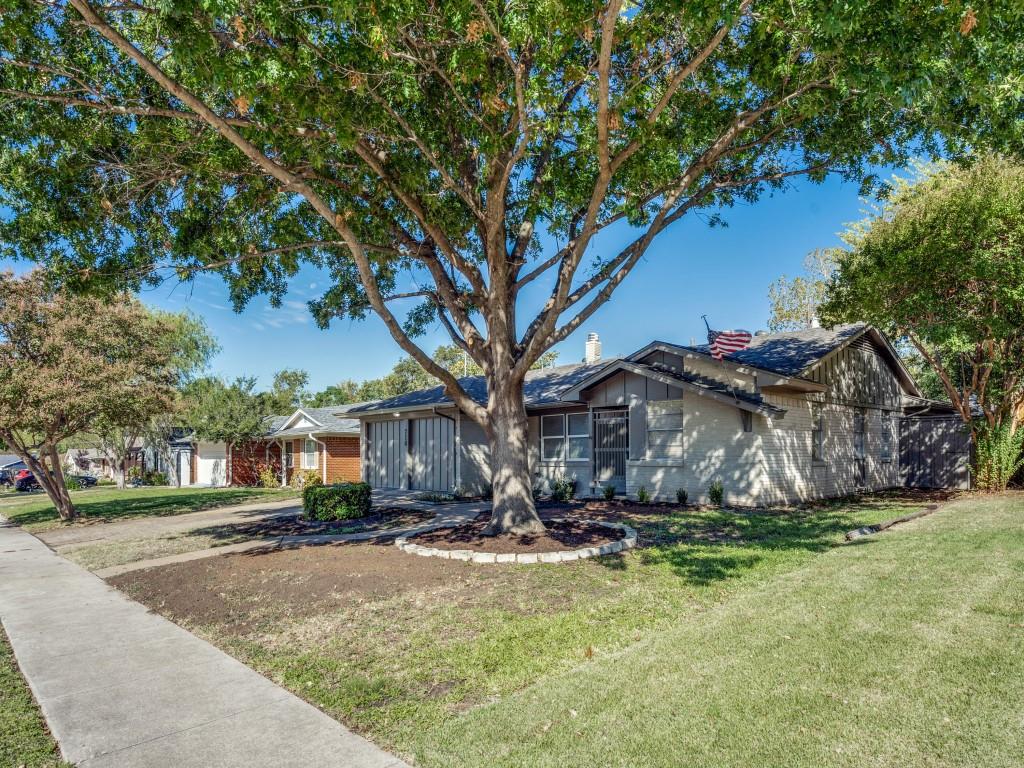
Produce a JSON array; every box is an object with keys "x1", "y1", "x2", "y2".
[{"x1": 2, "y1": 0, "x2": 1020, "y2": 424}]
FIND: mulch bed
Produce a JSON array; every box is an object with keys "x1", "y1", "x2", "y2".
[
  {"x1": 410, "y1": 519, "x2": 624, "y2": 554},
  {"x1": 198, "y1": 507, "x2": 434, "y2": 540}
]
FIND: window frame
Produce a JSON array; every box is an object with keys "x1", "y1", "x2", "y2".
[
  {"x1": 566, "y1": 412, "x2": 590, "y2": 462},
  {"x1": 540, "y1": 413, "x2": 567, "y2": 462},
  {"x1": 284, "y1": 441, "x2": 294, "y2": 468},
  {"x1": 880, "y1": 411, "x2": 893, "y2": 463},
  {"x1": 301, "y1": 438, "x2": 318, "y2": 470},
  {"x1": 540, "y1": 413, "x2": 590, "y2": 463},
  {"x1": 811, "y1": 404, "x2": 825, "y2": 464}
]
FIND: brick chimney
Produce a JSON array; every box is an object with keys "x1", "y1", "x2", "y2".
[{"x1": 584, "y1": 332, "x2": 602, "y2": 364}]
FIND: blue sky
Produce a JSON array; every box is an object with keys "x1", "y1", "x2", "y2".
[{"x1": 2, "y1": 173, "x2": 877, "y2": 392}]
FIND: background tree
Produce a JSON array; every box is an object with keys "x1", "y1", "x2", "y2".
[
  {"x1": 820, "y1": 155, "x2": 1024, "y2": 489},
  {"x1": 184, "y1": 376, "x2": 272, "y2": 448},
  {"x1": 0, "y1": 272, "x2": 184, "y2": 520},
  {"x1": 265, "y1": 369, "x2": 310, "y2": 414},
  {"x1": 86, "y1": 311, "x2": 217, "y2": 487},
  {"x1": 1, "y1": 1, "x2": 1020, "y2": 532},
  {"x1": 306, "y1": 345, "x2": 559, "y2": 405},
  {"x1": 767, "y1": 249, "x2": 838, "y2": 332}
]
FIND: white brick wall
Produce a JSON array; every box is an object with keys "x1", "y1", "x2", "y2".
[{"x1": 622, "y1": 392, "x2": 900, "y2": 505}]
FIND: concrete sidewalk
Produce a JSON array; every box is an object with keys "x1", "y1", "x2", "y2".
[{"x1": 0, "y1": 517, "x2": 409, "y2": 767}]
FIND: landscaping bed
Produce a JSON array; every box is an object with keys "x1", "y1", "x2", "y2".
[{"x1": 409, "y1": 519, "x2": 625, "y2": 554}]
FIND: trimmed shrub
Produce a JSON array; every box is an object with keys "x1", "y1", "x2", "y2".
[
  {"x1": 603, "y1": 484, "x2": 616, "y2": 501},
  {"x1": 636, "y1": 486, "x2": 651, "y2": 504},
  {"x1": 257, "y1": 464, "x2": 279, "y2": 489},
  {"x1": 303, "y1": 482, "x2": 372, "y2": 521},
  {"x1": 708, "y1": 479, "x2": 724, "y2": 506},
  {"x1": 65, "y1": 475, "x2": 81, "y2": 491},
  {"x1": 676, "y1": 488, "x2": 688, "y2": 505},
  {"x1": 291, "y1": 468, "x2": 322, "y2": 490},
  {"x1": 550, "y1": 475, "x2": 577, "y2": 502}
]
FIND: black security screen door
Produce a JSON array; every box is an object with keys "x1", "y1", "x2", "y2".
[{"x1": 593, "y1": 409, "x2": 629, "y2": 491}]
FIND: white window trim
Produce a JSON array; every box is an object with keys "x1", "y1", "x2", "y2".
[
  {"x1": 811, "y1": 404, "x2": 825, "y2": 464},
  {"x1": 540, "y1": 413, "x2": 590, "y2": 463},
  {"x1": 301, "y1": 438, "x2": 317, "y2": 470},
  {"x1": 566, "y1": 413, "x2": 590, "y2": 463}
]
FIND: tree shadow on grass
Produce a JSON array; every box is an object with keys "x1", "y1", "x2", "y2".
[
  {"x1": 593, "y1": 505, "x2": 884, "y2": 586},
  {"x1": 7, "y1": 488, "x2": 295, "y2": 528}
]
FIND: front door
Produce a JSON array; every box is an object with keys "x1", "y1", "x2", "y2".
[{"x1": 593, "y1": 409, "x2": 629, "y2": 491}]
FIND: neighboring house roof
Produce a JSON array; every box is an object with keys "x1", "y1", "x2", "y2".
[
  {"x1": 350, "y1": 362, "x2": 615, "y2": 414},
  {"x1": 264, "y1": 404, "x2": 365, "y2": 438},
  {"x1": 0, "y1": 454, "x2": 23, "y2": 468}
]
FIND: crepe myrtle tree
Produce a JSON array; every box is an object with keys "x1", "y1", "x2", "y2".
[
  {"x1": 1, "y1": 1, "x2": 1020, "y2": 533},
  {"x1": 0, "y1": 272, "x2": 184, "y2": 520}
]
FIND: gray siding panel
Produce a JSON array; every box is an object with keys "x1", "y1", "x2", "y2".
[{"x1": 366, "y1": 419, "x2": 405, "y2": 489}]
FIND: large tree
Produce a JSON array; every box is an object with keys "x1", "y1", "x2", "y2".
[
  {"x1": 0, "y1": 272, "x2": 184, "y2": 520},
  {"x1": 1, "y1": 1, "x2": 1020, "y2": 532},
  {"x1": 820, "y1": 155, "x2": 1024, "y2": 489}
]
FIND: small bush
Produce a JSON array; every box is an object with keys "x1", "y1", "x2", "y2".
[
  {"x1": 144, "y1": 470, "x2": 168, "y2": 486},
  {"x1": 303, "y1": 482, "x2": 373, "y2": 521},
  {"x1": 257, "y1": 464, "x2": 279, "y2": 489},
  {"x1": 636, "y1": 486, "x2": 651, "y2": 504},
  {"x1": 65, "y1": 476, "x2": 81, "y2": 491},
  {"x1": 480, "y1": 483, "x2": 494, "y2": 501},
  {"x1": 603, "y1": 484, "x2": 617, "y2": 501},
  {"x1": 676, "y1": 488, "x2": 688, "y2": 505},
  {"x1": 290, "y1": 468, "x2": 321, "y2": 490},
  {"x1": 708, "y1": 479, "x2": 724, "y2": 506},
  {"x1": 550, "y1": 475, "x2": 577, "y2": 502}
]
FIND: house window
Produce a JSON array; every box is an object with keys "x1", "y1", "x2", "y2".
[
  {"x1": 541, "y1": 414, "x2": 566, "y2": 460},
  {"x1": 647, "y1": 399, "x2": 684, "y2": 458},
  {"x1": 541, "y1": 413, "x2": 590, "y2": 462},
  {"x1": 302, "y1": 439, "x2": 317, "y2": 469},
  {"x1": 284, "y1": 441, "x2": 294, "y2": 468},
  {"x1": 811, "y1": 404, "x2": 824, "y2": 463},
  {"x1": 567, "y1": 413, "x2": 590, "y2": 461},
  {"x1": 741, "y1": 411, "x2": 753, "y2": 433},
  {"x1": 880, "y1": 412, "x2": 893, "y2": 463}
]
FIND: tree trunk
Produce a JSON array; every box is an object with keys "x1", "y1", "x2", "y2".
[
  {"x1": 22, "y1": 445, "x2": 78, "y2": 522},
  {"x1": 482, "y1": 386, "x2": 545, "y2": 536}
]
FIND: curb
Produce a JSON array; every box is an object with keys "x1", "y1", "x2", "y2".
[
  {"x1": 845, "y1": 502, "x2": 942, "y2": 541},
  {"x1": 394, "y1": 518, "x2": 637, "y2": 564}
]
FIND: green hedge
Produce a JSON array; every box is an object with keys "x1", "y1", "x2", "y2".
[{"x1": 303, "y1": 482, "x2": 373, "y2": 521}]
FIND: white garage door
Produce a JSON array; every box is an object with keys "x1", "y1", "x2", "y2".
[{"x1": 195, "y1": 442, "x2": 227, "y2": 487}]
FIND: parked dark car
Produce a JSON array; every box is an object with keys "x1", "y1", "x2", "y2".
[
  {"x1": 68, "y1": 474, "x2": 99, "y2": 488},
  {"x1": 0, "y1": 469, "x2": 14, "y2": 488},
  {"x1": 14, "y1": 470, "x2": 41, "y2": 492}
]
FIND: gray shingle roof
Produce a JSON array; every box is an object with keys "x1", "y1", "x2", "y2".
[
  {"x1": 722, "y1": 323, "x2": 866, "y2": 375},
  {"x1": 264, "y1": 403, "x2": 364, "y2": 437},
  {"x1": 350, "y1": 361, "x2": 616, "y2": 414}
]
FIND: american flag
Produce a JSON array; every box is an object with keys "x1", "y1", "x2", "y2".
[{"x1": 707, "y1": 327, "x2": 753, "y2": 360}]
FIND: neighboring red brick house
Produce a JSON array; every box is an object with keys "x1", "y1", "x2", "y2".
[{"x1": 228, "y1": 406, "x2": 362, "y2": 487}]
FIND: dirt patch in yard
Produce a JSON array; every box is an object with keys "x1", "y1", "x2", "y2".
[
  {"x1": 409, "y1": 519, "x2": 624, "y2": 553},
  {"x1": 190, "y1": 507, "x2": 434, "y2": 542},
  {"x1": 108, "y1": 539, "x2": 569, "y2": 635}
]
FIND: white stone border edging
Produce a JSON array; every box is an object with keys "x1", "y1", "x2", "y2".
[{"x1": 394, "y1": 517, "x2": 637, "y2": 564}]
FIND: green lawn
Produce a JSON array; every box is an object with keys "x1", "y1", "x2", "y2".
[
  {"x1": 412, "y1": 494, "x2": 1024, "y2": 767},
  {"x1": 110, "y1": 491, "x2": 1013, "y2": 767},
  {"x1": 0, "y1": 627, "x2": 68, "y2": 767},
  {"x1": 0, "y1": 486, "x2": 297, "y2": 531}
]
